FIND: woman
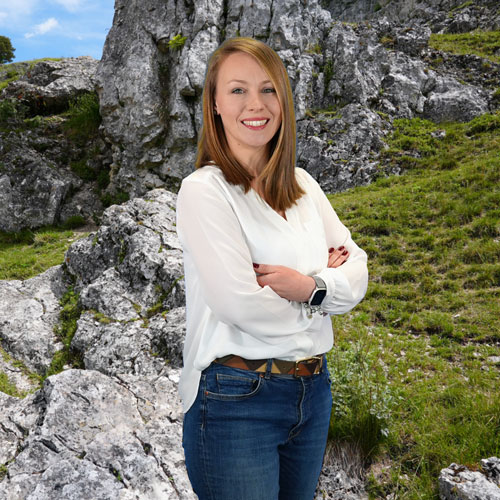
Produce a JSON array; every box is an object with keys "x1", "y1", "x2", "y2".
[{"x1": 176, "y1": 37, "x2": 368, "y2": 500}]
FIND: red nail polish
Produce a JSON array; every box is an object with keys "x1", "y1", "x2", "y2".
[
  {"x1": 329, "y1": 248, "x2": 334, "y2": 253},
  {"x1": 253, "y1": 263, "x2": 259, "y2": 268},
  {"x1": 342, "y1": 250, "x2": 348, "y2": 255},
  {"x1": 339, "y1": 246, "x2": 345, "y2": 251}
]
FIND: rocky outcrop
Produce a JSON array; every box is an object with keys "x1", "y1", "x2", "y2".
[
  {"x1": 439, "y1": 458, "x2": 500, "y2": 500},
  {"x1": 0, "y1": 266, "x2": 67, "y2": 374},
  {"x1": 1, "y1": 57, "x2": 98, "y2": 115},
  {"x1": 0, "y1": 369, "x2": 192, "y2": 500},
  {"x1": 323, "y1": 0, "x2": 500, "y2": 33},
  {"x1": 0, "y1": 57, "x2": 112, "y2": 232},
  {"x1": 96, "y1": 0, "x2": 494, "y2": 197}
]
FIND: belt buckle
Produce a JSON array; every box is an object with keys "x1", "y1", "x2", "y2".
[{"x1": 293, "y1": 355, "x2": 323, "y2": 377}]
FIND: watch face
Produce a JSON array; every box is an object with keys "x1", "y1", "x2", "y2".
[{"x1": 310, "y1": 289, "x2": 327, "y2": 306}]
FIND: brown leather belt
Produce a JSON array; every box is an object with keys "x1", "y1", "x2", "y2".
[{"x1": 213, "y1": 354, "x2": 324, "y2": 377}]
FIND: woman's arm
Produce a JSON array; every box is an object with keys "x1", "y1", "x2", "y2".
[
  {"x1": 254, "y1": 170, "x2": 368, "y2": 315},
  {"x1": 176, "y1": 176, "x2": 315, "y2": 345}
]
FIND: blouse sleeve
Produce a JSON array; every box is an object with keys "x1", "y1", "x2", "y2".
[
  {"x1": 176, "y1": 175, "x2": 315, "y2": 345},
  {"x1": 299, "y1": 169, "x2": 369, "y2": 315}
]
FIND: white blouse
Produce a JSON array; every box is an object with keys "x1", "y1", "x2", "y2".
[{"x1": 176, "y1": 165, "x2": 368, "y2": 412}]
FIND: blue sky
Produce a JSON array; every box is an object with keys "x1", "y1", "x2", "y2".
[{"x1": 0, "y1": 0, "x2": 115, "y2": 62}]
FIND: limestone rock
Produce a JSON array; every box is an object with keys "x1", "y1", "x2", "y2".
[
  {"x1": 0, "y1": 369, "x2": 193, "y2": 500},
  {"x1": 97, "y1": 1, "x2": 491, "y2": 196},
  {"x1": 322, "y1": 0, "x2": 500, "y2": 32},
  {"x1": 1, "y1": 57, "x2": 99, "y2": 116},
  {"x1": 0, "y1": 266, "x2": 67, "y2": 375},
  {"x1": 439, "y1": 459, "x2": 500, "y2": 500},
  {"x1": 64, "y1": 188, "x2": 185, "y2": 376},
  {"x1": 0, "y1": 111, "x2": 110, "y2": 232}
]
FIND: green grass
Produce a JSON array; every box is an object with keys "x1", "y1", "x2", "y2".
[
  {"x1": 44, "y1": 287, "x2": 84, "y2": 379},
  {"x1": 429, "y1": 30, "x2": 500, "y2": 64},
  {"x1": 0, "y1": 346, "x2": 40, "y2": 397},
  {"x1": 327, "y1": 112, "x2": 500, "y2": 498},
  {"x1": 0, "y1": 226, "x2": 87, "y2": 280},
  {"x1": 64, "y1": 92, "x2": 101, "y2": 141}
]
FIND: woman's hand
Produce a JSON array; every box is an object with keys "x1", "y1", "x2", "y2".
[
  {"x1": 254, "y1": 264, "x2": 315, "y2": 302},
  {"x1": 328, "y1": 246, "x2": 349, "y2": 268}
]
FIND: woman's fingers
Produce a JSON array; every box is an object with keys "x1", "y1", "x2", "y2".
[{"x1": 328, "y1": 246, "x2": 349, "y2": 268}]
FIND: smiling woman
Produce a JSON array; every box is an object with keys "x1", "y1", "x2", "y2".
[{"x1": 175, "y1": 37, "x2": 369, "y2": 500}]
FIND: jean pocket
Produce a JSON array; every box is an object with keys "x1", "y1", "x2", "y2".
[{"x1": 205, "y1": 372, "x2": 263, "y2": 401}]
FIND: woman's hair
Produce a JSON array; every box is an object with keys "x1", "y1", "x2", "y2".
[{"x1": 196, "y1": 37, "x2": 304, "y2": 212}]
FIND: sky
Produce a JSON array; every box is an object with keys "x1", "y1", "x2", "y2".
[{"x1": 0, "y1": 0, "x2": 115, "y2": 63}]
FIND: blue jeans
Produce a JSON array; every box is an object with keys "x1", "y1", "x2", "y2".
[{"x1": 182, "y1": 360, "x2": 333, "y2": 500}]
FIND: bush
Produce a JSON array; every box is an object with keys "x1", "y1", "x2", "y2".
[{"x1": 328, "y1": 341, "x2": 396, "y2": 460}]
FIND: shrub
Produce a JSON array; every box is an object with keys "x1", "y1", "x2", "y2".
[{"x1": 328, "y1": 341, "x2": 396, "y2": 459}]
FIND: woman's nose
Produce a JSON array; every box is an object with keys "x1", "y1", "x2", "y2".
[{"x1": 246, "y1": 91, "x2": 264, "y2": 111}]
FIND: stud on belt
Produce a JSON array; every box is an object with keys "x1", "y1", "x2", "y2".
[{"x1": 213, "y1": 354, "x2": 324, "y2": 377}]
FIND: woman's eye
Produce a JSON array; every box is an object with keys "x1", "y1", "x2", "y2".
[
  {"x1": 262, "y1": 87, "x2": 276, "y2": 94},
  {"x1": 231, "y1": 88, "x2": 244, "y2": 94}
]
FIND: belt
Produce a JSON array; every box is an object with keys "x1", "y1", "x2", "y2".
[{"x1": 213, "y1": 354, "x2": 324, "y2": 377}]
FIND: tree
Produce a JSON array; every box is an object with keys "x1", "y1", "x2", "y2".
[{"x1": 0, "y1": 36, "x2": 15, "y2": 64}]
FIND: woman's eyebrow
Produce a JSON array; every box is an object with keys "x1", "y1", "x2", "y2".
[{"x1": 226, "y1": 79, "x2": 272, "y2": 85}]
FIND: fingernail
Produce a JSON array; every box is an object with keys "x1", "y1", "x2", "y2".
[
  {"x1": 329, "y1": 248, "x2": 334, "y2": 253},
  {"x1": 342, "y1": 250, "x2": 348, "y2": 255},
  {"x1": 253, "y1": 263, "x2": 259, "y2": 268},
  {"x1": 339, "y1": 246, "x2": 345, "y2": 251}
]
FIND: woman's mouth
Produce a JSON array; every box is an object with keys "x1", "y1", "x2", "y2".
[{"x1": 242, "y1": 119, "x2": 269, "y2": 130}]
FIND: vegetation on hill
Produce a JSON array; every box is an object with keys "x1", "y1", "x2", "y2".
[
  {"x1": 328, "y1": 111, "x2": 500, "y2": 498},
  {"x1": 429, "y1": 30, "x2": 500, "y2": 63}
]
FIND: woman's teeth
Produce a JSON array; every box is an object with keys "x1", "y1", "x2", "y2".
[{"x1": 243, "y1": 119, "x2": 268, "y2": 127}]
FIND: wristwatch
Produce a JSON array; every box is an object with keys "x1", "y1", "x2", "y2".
[{"x1": 308, "y1": 275, "x2": 327, "y2": 306}]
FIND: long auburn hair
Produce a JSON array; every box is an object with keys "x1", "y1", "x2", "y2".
[{"x1": 196, "y1": 37, "x2": 304, "y2": 212}]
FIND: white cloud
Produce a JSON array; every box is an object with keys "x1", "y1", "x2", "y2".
[
  {"x1": 25, "y1": 17, "x2": 60, "y2": 38},
  {"x1": 52, "y1": 0, "x2": 81, "y2": 12},
  {"x1": 0, "y1": 0, "x2": 37, "y2": 17}
]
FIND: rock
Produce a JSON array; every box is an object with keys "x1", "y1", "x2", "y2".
[
  {"x1": 297, "y1": 104, "x2": 389, "y2": 192},
  {"x1": 0, "y1": 108, "x2": 110, "y2": 232},
  {"x1": 97, "y1": 2, "x2": 491, "y2": 196},
  {"x1": 322, "y1": 0, "x2": 500, "y2": 33},
  {"x1": 0, "y1": 266, "x2": 67, "y2": 375},
  {"x1": 438, "y1": 459, "x2": 500, "y2": 500},
  {"x1": 1, "y1": 57, "x2": 99, "y2": 116},
  {"x1": 64, "y1": 188, "x2": 185, "y2": 376},
  {"x1": 0, "y1": 368, "x2": 193, "y2": 499}
]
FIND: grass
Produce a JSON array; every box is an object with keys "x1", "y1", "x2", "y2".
[
  {"x1": 44, "y1": 287, "x2": 84, "y2": 379},
  {"x1": 0, "y1": 226, "x2": 87, "y2": 280},
  {"x1": 429, "y1": 30, "x2": 500, "y2": 64},
  {"x1": 0, "y1": 346, "x2": 40, "y2": 397},
  {"x1": 64, "y1": 92, "x2": 101, "y2": 141},
  {"x1": 327, "y1": 112, "x2": 500, "y2": 498}
]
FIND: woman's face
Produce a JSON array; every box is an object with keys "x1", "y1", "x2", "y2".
[{"x1": 214, "y1": 51, "x2": 282, "y2": 168}]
